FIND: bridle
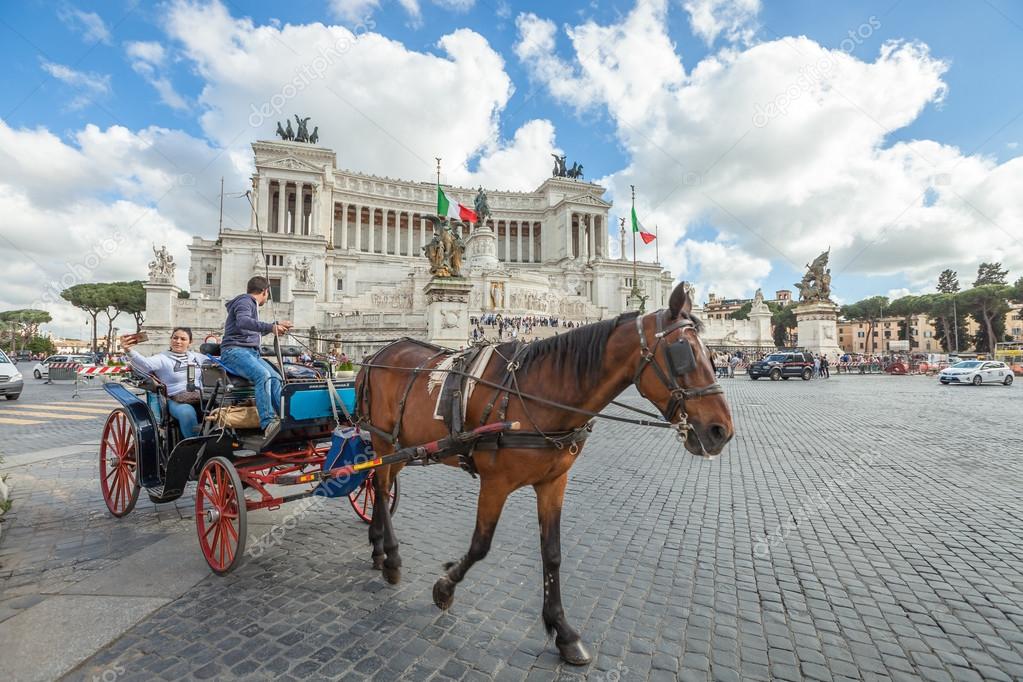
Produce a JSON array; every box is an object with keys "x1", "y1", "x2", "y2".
[{"x1": 632, "y1": 309, "x2": 724, "y2": 440}]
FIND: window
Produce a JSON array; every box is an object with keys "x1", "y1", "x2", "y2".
[
  {"x1": 336, "y1": 277, "x2": 344, "y2": 291},
  {"x1": 924, "y1": 331, "x2": 932, "y2": 338},
  {"x1": 857, "y1": 331, "x2": 865, "y2": 338},
  {"x1": 265, "y1": 254, "x2": 285, "y2": 267},
  {"x1": 204, "y1": 272, "x2": 213, "y2": 285},
  {"x1": 269, "y1": 278, "x2": 282, "y2": 302},
  {"x1": 884, "y1": 331, "x2": 891, "y2": 338}
]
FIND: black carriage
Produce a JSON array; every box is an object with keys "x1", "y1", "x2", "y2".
[{"x1": 98, "y1": 342, "x2": 398, "y2": 573}]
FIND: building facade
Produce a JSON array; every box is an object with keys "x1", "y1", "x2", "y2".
[
  {"x1": 146, "y1": 139, "x2": 677, "y2": 356},
  {"x1": 837, "y1": 305, "x2": 1023, "y2": 355}
]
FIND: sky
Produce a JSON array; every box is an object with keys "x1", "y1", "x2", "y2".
[{"x1": 2, "y1": 0, "x2": 1023, "y2": 337}]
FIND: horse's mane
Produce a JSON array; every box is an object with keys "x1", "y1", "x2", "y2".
[{"x1": 507, "y1": 311, "x2": 641, "y2": 386}]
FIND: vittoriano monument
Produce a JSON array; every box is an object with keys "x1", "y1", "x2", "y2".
[{"x1": 793, "y1": 249, "x2": 842, "y2": 358}]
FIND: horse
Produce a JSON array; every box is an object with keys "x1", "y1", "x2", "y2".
[{"x1": 355, "y1": 281, "x2": 733, "y2": 665}]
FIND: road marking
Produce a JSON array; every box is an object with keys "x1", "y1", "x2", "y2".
[
  {"x1": 9, "y1": 405, "x2": 113, "y2": 415},
  {"x1": 0, "y1": 416, "x2": 44, "y2": 425},
  {"x1": 49, "y1": 401, "x2": 117, "y2": 407},
  {"x1": 1, "y1": 410, "x2": 96, "y2": 420}
]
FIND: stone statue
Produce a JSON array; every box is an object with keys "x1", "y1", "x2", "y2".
[
  {"x1": 566, "y1": 162, "x2": 584, "y2": 180},
  {"x1": 551, "y1": 153, "x2": 567, "y2": 177},
  {"x1": 294, "y1": 256, "x2": 314, "y2": 288},
  {"x1": 795, "y1": 249, "x2": 832, "y2": 302},
  {"x1": 753, "y1": 288, "x2": 764, "y2": 305},
  {"x1": 294, "y1": 115, "x2": 311, "y2": 143},
  {"x1": 422, "y1": 233, "x2": 448, "y2": 277},
  {"x1": 148, "y1": 244, "x2": 175, "y2": 282},
  {"x1": 473, "y1": 187, "x2": 491, "y2": 223},
  {"x1": 490, "y1": 281, "x2": 505, "y2": 309},
  {"x1": 276, "y1": 121, "x2": 289, "y2": 140},
  {"x1": 309, "y1": 126, "x2": 319, "y2": 144},
  {"x1": 253, "y1": 252, "x2": 265, "y2": 272},
  {"x1": 422, "y1": 216, "x2": 466, "y2": 277},
  {"x1": 284, "y1": 119, "x2": 295, "y2": 140}
]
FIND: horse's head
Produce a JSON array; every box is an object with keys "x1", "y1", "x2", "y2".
[{"x1": 633, "y1": 282, "x2": 734, "y2": 458}]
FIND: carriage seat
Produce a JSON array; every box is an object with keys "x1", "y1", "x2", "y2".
[{"x1": 199, "y1": 342, "x2": 303, "y2": 358}]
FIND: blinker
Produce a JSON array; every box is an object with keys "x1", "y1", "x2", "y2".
[{"x1": 666, "y1": 339, "x2": 696, "y2": 376}]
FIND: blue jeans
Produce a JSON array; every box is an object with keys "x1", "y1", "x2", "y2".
[
  {"x1": 221, "y1": 346, "x2": 282, "y2": 429},
  {"x1": 167, "y1": 399, "x2": 200, "y2": 438}
]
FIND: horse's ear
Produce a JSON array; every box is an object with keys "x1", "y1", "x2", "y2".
[{"x1": 668, "y1": 281, "x2": 692, "y2": 318}]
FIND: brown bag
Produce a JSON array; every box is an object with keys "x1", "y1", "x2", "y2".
[{"x1": 206, "y1": 405, "x2": 260, "y2": 429}]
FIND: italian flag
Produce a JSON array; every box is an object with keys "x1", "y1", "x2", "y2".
[
  {"x1": 631, "y1": 206, "x2": 656, "y2": 244},
  {"x1": 437, "y1": 185, "x2": 479, "y2": 223}
]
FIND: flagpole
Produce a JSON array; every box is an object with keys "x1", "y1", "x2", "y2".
[
  {"x1": 435, "y1": 157, "x2": 441, "y2": 190},
  {"x1": 630, "y1": 185, "x2": 637, "y2": 285},
  {"x1": 654, "y1": 224, "x2": 659, "y2": 264}
]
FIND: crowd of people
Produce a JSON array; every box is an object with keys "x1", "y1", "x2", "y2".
[{"x1": 469, "y1": 314, "x2": 587, "y2": 343}]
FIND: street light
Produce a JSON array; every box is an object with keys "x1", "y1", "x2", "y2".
[{"x1": 952, "y1": 293, "x2": 959, "y2": 353}]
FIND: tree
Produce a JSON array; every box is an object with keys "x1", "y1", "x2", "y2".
[
  {"x1": 1010, "y1": 276, "x2": 1023, "y2": 303},
  {"x1": 25, "y1": 336, "x2": 55, "y2": 355},
  {"x1": 924, "y1": 293, "x2": 967, "y2": 352},
  {"x1": 937, "y1": 269, "x2": 959, "y2": 294},
  {"x1": 841, "y1": 296, "x2": 888, "y2": 354},
  {"x1": 0, "y1": 309, "x2": 51, "y2": 353},
  {"x1": 770, "y1": 304, "x2": 796, "y2": 348},
  {"x1": 118, "y1": 280, "x2": 146, "y2": 332},
  {"x1": 959, "y1": 284, "x2": 1011, "y2": 354},
  {"x1": 887, "y1": 295, "x2": 928, "y2": 344},
  {"x1": 973, "y1": 262, "x2": 1008, "y2": 287},
  {"x1": 61, "y1": 284, "x2": 107, "y2": 354}
]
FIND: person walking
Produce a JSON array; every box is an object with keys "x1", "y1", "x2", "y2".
[
  {"x1": 728, "y1": 353, "x2": 739, "y2": 378},
  {"x1": 813, "y1": 354, "x2": 821, "y2": 379}
]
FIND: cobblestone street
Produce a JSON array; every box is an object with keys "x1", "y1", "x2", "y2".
[{"x1": 2, "y1": 375, "x2": 1022, "y2": 681}]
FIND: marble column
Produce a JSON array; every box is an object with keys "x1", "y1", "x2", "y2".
[
  {"x1": 369, "y1": 208, "x2": 376, "y2": 254},
  {"x1": 588, "y1": 216, "x2": 596, "y2": 262},
  {"x1": 406, "y1": 213, "x2": 413, "y2": 256},
  {"x1": 515, "y1": 222, "x2": 522, "y2": 263},
  {"x1": 276, "y1": 180, "x2": 287, "y2": 234},
  {"x1": 355, "y1": 204, "x2": 362, "y2": 251},
  {"x1": 257, "y1": 176, "x2": 269, "y2": 231},
  {"x1": 339, "y1": 202, "x2": 348, "y2": 249}
]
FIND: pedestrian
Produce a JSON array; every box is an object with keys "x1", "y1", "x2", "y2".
[
  {"x1": 728, "y1": 354, "x2": 739, "y2": 378},
  {"x1": 813, "y1": 355, "x2": 821, "y2": 378}
]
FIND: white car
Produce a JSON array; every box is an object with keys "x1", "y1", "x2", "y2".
[
  {"x1": 939, "y1": 360, "x2": 1013, "y2": 386},
  {"x1": 0, "y1": 349, "x2": 24, "y2": 400},
  {"x1": 32, "y1": 354, "x2": 96, "y2": 380}
]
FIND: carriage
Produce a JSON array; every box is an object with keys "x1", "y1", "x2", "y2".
[{"x1": 98, "y1": 342, "x2": 399, "y2": 574}]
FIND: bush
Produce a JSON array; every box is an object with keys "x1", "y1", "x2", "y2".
[{"x1": 337, "y1": 360, "x2": 354, "y2": 372}]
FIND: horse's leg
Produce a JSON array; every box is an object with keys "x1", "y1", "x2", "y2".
[
  {"x1": 433, "y1": 475, "x2": 512, "y2": 610},
  {"x1": 372, "y1": 466, "x2": 402, "y2": 584},
  {"x1": 367, "y1": 469, "x2": 386, "y2": 570},
  {"x1": 536, "y1": 473, "x2": 591, "y2": 666}
]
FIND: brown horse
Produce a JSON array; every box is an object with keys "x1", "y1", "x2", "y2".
[{"x1": 356, "y1": 281, "x2": 733, "y2": 665}]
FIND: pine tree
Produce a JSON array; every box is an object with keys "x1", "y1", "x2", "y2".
[
  {"x1": 936, "y1": 269, "x2": 959, "y2": 294},
  {"x1": 973, "y1": 262, "x2": 1008, "y2": 287}
]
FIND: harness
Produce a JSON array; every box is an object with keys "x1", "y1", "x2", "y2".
[{"x1": 351, "y1": 308, "x2": 724, "y2": 472}]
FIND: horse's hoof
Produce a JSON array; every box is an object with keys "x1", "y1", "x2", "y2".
[
  {"x1": 433, "y1": 577, "x2": 455, "y2": 610},
  {"x1": 372, "y1": 555, "x2": 385, "y2": 570},
  {"x1": 382, "y1": 566, "x2": 402, "y2": 584},
  {"x1": 557, "y1": 639, "x2": 592, "y2": 666}
]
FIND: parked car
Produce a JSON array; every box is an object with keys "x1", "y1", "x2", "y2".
[
  {"x1": 748, "y1": 351, "x2": 815, "y2": 381},
  {"x1": 938, "y1": 360, "x2": 1013, "y2": 386},
  {"x1": 0, "y1": 349, "x2": 23, "y2": 400},
  {"x1": 31, "y1": 354, "x2": 95, "y2": 380}
]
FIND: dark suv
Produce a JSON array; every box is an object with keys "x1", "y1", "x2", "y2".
[{"x1": 748, "y1": 351, "x2": 815, "y2": 381}]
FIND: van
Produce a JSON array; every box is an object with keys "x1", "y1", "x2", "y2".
[{"x1": 0, "y1": 349, "x2": 24, "y2": 400}]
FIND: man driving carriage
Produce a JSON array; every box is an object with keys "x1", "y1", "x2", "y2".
[{"x1": 220, "y1": 276, "x2": 293, "y2": 442}]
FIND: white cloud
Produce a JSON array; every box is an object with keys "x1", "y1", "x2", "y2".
[
  {"x1": 682, "y1": 0, "x2": 760, "y2": 46},
  {"x1": 40, "y1": 60, "x2": 111, "y2": 110},
  {"x1": 681, "y1": 239, "x2": 772, "y2": 299},
  {"x1": 433, "y1": 0, "x2": 475, "y2": 11},
  {"x1": 125, "y1": 41, "x2": 189, "y2": 111},
  {"x1": 516, "y1": 3, "x2": 1023, "y2": 299},
  {"x1": 126, "y1": 40, "x2": 167, "y2": 66},
  {"x1": 0, "y1": 120, "x2": 245, "y2": 336},
  {"x1": 164, "y1": 0, "x2": 552, "y2": 189},
  {"x1": 58, "y1": 7, "x2": 112, "y2": 45}
]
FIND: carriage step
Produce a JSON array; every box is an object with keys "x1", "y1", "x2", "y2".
[{"x1": 233, "y1": 449, "x2": 259, "y2": 458}]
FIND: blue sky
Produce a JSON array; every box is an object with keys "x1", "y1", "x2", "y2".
[{"x1": 2, "y1": 0, "x2": 1023, "y2": 334}]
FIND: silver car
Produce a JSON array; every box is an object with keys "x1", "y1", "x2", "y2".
[{"x1": 0, "y1": 349, "x2": 24, "y2": 400}]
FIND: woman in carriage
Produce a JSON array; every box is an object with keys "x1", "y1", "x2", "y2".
[{"x1": 122, "y1": 327, "x2": 208, "y2": 437}]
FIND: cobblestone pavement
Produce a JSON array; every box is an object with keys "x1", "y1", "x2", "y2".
[{"x1": 4, "y1": 375, "x2": 1023, "y2": 681}]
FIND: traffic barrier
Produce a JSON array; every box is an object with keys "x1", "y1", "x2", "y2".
[
  {"x1": 77, "y1": 366, "x2": 131, "y2": 376},
  {"x1": 45, "y1": 362, "x2": 80, "y2": 382}
]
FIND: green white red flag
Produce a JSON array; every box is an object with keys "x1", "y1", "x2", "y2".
[
  {"x1": 631, "y1": 206, "x2": 656, "y2": 244},
  {"x1": 437, "y1": 185, "x2": 478, "y2": 223}
]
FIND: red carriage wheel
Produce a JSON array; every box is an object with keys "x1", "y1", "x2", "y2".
[
  {"x1": 99, "y1": 408, "x2": 141, "y2": 517},
  {"x1": 347, "y1": 471, "x2": 400, "y2": 524},
  {"x1": 195, "y1": 456, "x2": 248, "y2": 575}
]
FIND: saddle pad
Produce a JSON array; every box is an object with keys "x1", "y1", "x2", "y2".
[{"x1": 430, "y1": 345, "x2": 495, "y2": 421}]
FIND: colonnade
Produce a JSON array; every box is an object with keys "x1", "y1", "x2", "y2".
[
  {"x1": 568, "y1": 212, "x2": 605, "y2": 261},
  {"x1": 261, "y1": 178, "x2": 317, "y2": 235}
]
